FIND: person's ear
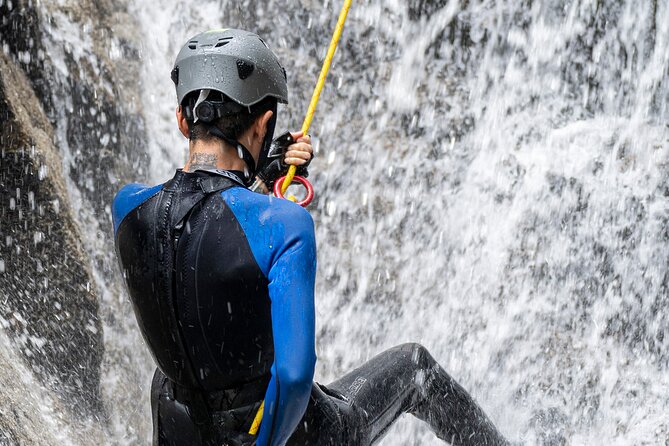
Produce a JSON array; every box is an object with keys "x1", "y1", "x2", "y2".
[
  {"x1": 176, "y1": 105, "x2": 190, "y2": 138},
  {"x1": 255, "y1": 110, "x2": 274, "y2": 140}
]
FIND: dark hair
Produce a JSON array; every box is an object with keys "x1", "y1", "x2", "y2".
[{"x1": 183, "y1": 92, "x2": 276, "y2": 142}]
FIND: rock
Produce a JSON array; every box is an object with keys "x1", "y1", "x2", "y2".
[
  {"x1": 0, "y1": 0, "x2": 153, "y2": 440},
  {"x1": 0, "y1": 52, "x2": 104, "y2": 415}
]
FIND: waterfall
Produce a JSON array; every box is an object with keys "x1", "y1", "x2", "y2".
[{"x1": 1, "y1": 0, "x2": 668, "y2": 444}]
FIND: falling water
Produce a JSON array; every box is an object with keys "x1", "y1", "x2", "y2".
[{"x1": 1, "y1": 0, "x2": 668, "y2": 444}]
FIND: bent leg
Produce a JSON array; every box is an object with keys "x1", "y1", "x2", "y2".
[
  {"x1": 325, "y1": 343, "x2": 509, "y2": 446},
  {"x1": 287, "y1": 384, "x2": 352, "y2": 446}
]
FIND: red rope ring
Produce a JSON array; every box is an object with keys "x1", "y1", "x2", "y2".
[{"x1": 273, "y1": 175, "x2": 315, "y2": 207}]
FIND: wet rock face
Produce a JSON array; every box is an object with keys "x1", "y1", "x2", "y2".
[
  {"x1": 0, "y1": 53, "x2": 103, "y2": 415},
  {"x1": 0, "y1": 2, "x2": 53, "y2": 114},
  {"x1": 1, "y1": 0, "x2": 148, "y2": 225},
  {"x1": 0, "y1": 0, "x2": 149, "y2": 426}
]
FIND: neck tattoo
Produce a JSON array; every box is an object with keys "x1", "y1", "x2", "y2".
[{"x1": 189, "y1": 153, "x2": 218, "y2": 171}]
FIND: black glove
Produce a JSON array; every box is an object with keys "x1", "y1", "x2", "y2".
[{"x1": 256, "y1": 131, "x2": 311, "y2": 190}]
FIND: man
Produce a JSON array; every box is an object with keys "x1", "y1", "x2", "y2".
[{"x1": 113, "y1": 29, "x2": 510, "y2": 446}]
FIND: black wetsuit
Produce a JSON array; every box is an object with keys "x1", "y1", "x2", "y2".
[
  {"x1": 288, "y1": 343, "x2": 509, "y2": 446},
  {"x1": 113, "y1": 169, "x2": 508, "y2": 446}
]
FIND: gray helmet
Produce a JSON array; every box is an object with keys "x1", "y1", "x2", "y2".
[{"x1": 171, "y1": 28, "x2": 288, "y2": 107}]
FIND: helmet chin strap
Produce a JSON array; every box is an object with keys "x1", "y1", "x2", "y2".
[
  {"x1": 256, "y1": 102, "x2": 279, "y2": 174},
  {"x1": 204, "y1": 124, "x2": 257, "y2": 185}
]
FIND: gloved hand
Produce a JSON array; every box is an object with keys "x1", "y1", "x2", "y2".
[{"x1": 257, "y1": 131, "x2": 313, "y2": 190}]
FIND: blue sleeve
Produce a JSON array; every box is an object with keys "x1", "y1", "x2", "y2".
[
  {"x1": 112, "y1": 183, "x2": 162, "y2": 234},
  {"x1": 223, "y1": 190, "x2": 317, "y2": 446}
]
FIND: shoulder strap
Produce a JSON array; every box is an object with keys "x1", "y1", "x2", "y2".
[
  {"x1": 197, "y1": 175, "x2": 241, "y2": 194},
  {"x1": 165, "y1": 174, "x2": 239, "y2": 231}
]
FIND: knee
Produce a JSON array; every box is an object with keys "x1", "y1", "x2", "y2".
[
  {"x1": 398, "y1": 342, "x2": 428, "y2": 355},
  {"x1": 399, "y1": 342, "x2": 426, "y2": 353},
  {"x1": 397, "y1": 343, "x2": 434, "y2": 368}
]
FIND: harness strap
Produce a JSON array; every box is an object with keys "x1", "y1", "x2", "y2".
[
  {"x1": 206, "y1": 125, "x2": 257, "y2": 183},
  {"x1": 163, "y1": 172, "x2": 242, "y2": 231}
]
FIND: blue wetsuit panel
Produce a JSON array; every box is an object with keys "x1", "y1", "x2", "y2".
[
  {"x1": 112, "y1": 183, "x2": 163, "y2": 234},
  {"x1": 222, "y1": 187, "x2": 317, "y2": 446}
]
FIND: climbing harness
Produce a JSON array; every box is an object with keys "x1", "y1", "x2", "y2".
[
  {"x1": 249, "y1": 0, "x2": 353, "y2": 436},
  {"x1": 274, "y1": 0, "x2": 353, "y2": 207}
]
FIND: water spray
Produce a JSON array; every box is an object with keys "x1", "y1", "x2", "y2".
[{"x1": 273, "y1": 0, "x2": 353, "y2": 207}]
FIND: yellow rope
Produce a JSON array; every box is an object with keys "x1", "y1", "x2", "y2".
[
  {"x1": 250, "y1": 0, "x2": 352, "y2": 436},
  {"x1": 280, "y1": 0, "x2": 353, "y2": 195},
  {"x1": 249, "y1": 400, "x2": 265, "y2": 436}
]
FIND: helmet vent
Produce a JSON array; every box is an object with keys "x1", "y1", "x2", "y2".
[
  {"x1": 236, "y1": 59, "x2": 255, "y2": 80},
  {"x1": 188, "y1": 40, "x2": 198, "y2": 50},
  {"x1": 215, "y1": 37, "x2": 233, "y2": 48}
]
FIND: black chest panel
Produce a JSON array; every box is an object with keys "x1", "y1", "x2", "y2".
[{"x1": 115, "y1": 171, "x2": 274, "y2": 391}]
